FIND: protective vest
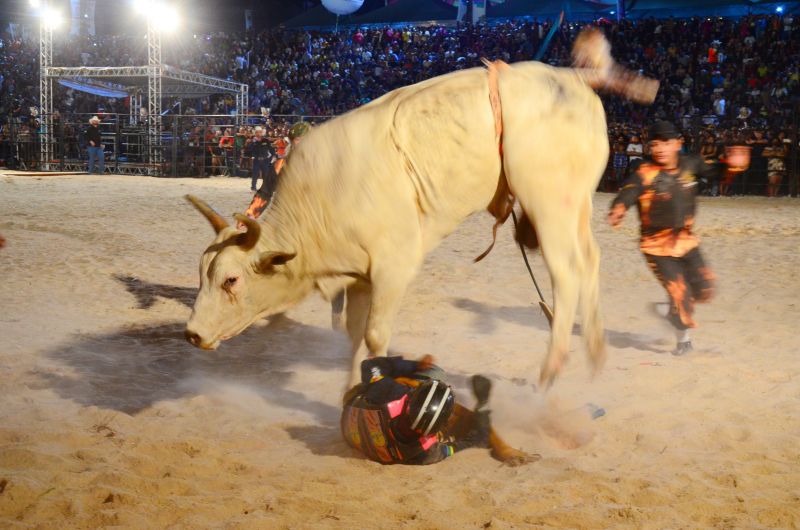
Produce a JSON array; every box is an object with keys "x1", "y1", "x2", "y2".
[{"x1": 341, "y1": 393, "x2": 437, "y2": 464}]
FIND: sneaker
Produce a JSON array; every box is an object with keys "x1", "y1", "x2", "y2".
[
  {"x1": 650, "y1": 302, "x2": 670, "y2": 319},
  {"x1": 471, "y1": 374, "x2": 492, "y2": 410},
  {"x1": 672, "y1": 341, "x2": 693, "y2": 356}
]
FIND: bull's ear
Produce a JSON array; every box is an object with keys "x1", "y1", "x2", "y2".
[
  {"x1": 186, "y1": 194, "x2": 228, "y2": 234},
  {"x1": 255, "y1": 250, "x2": 296, "y2": 273}
]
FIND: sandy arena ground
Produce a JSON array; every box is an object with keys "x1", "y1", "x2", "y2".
[{"x1": 1, "y1": 173, "x2": 799, "y2": 529}]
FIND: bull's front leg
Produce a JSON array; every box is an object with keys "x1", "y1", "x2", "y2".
[
  {"x1": 345, "y1": 281, "x2": 371, "y2": 389},
  {"x1": 362, "y1": 263, "x2": 418, "y2": 373}
]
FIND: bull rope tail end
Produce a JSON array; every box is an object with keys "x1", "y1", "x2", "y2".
[
  {"x1": 473, "y1": 215, "x2": 507, "y2": 263},
  {"x1": 475, "y1": 58, "x2": 515, "y2": 264}
]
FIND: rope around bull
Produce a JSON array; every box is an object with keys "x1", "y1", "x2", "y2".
[{"x1": 510, "y1": 209, "x2": 554, "y2": 327}]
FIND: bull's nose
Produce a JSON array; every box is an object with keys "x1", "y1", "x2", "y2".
[{"x1": 185, "y1": 329, "x2": 202, "y2": 347}]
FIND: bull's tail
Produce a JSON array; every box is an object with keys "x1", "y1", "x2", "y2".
[
  {"x1": 474, "y1": 30, "x2": 656, "y2": 263},
  {"x1": 572, "y1": 27, "x2": 659, "y2": 104}
]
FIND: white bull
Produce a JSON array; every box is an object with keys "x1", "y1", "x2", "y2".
[{"x1": 185, "y1": 29, "x2": 657, "y2": 388}]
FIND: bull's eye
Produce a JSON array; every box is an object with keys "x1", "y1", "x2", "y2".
[{"x1": 223, "y1": 277, "x2": 238, "y2": 289}]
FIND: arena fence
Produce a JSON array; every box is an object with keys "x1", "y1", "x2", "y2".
[
  {"x1": 1, "y1": 112, "x2": 797, "y2": 197},
  {"x1": 0, "y1": 112, "x2": 333, "y2": 177}
]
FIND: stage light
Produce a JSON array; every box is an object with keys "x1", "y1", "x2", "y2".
[
  {"x1": 776, "y1": 6, "x2": 784, "y2": 13},
  {"x1": 152, "y1": 4, "x2": 180, "y2": 32},
  {"x1": 135, "y1": 0, "x2": 179, "y2": 32},
  {"x1": 42, "y1": 7, "x2": 62, "y2": 29}
]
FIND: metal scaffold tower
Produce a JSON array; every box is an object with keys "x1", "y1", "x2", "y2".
[
  {"x1": 38, "y1": 0, "x2": 54, "y2": 170},
  {"x1": 147, "y1": 16, "x2": 163, "y2": 174},
  {"x1": 37, "y1": 0, "x2": 249, "y2": 176},
  {"x1": 129, "y1": 92, "x2": 143, "y2": 125}
]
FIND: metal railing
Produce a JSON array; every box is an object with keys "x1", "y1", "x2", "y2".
[
  {"x1": 0, "y1": 112, "x2": 333, "y2": 176},
  {"x1": 1, "y1": 111, "x2": 797, "y2": 197},
  {"x1": 599, "y1": 146, "x2": 800, "y2": 197}
]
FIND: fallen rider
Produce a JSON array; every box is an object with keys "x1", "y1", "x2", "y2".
[{"x1": 341, "y1": 355, "x2": 539, "y2": 466}]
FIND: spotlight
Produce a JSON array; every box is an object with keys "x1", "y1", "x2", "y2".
[
  {"x1": 153, "y1": 4, "x2": 180, "y2": 32},
  {"x1": 135, "y1": 1, "x2": 180, "y2": 32},
  {"x1": 776, "y1": 6, "x2": 784, "y2": 13},
  {"x1": 42, "y1": 7, "x2": 62, "y2": 28}
]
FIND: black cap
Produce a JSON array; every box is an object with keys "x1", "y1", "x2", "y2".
[
  {"x1": 360, "y1": 357, "x2": 393, "y2": 384},
  {"x1": 649, "y1": 121, "x2": 681, "y2": 141}
]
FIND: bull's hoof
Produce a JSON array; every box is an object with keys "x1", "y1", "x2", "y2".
[{"x1": 539, "y1": 355, "x2": 564, "y2": 389}]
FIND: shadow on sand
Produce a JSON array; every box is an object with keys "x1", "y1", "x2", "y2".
[
  {"x1": 114, "y1": 274, "x2": 197, "y2": 309},
  {"x1": 37, "y1": 316, "x2": 348, "y2": 422},
  {"x1": 452, "y1": 297, "x2": 667, "y2": 354},
  {"x1": 37, "y1": 276, "x2": 350, "y2": 436}
]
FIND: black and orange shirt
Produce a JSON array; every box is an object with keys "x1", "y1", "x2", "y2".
[{"x1": 611, "y1": 155, "x2": 714, "y2": 257}]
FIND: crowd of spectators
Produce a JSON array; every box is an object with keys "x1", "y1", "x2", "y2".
[{"x1": 0, "y1": 13, "x2": 797, "y2": 193}]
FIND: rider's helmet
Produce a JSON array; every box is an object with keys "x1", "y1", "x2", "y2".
[{"x1": 405, "y1": 379, "x2": 455, "y2": 436}]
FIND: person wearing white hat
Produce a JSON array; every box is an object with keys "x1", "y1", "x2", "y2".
[
  {"x1": 86, "y1": 116, "x2": 104, "y2": 174},
  {"x1": 245, "y1": 125, "x2": 278, "y2": 193}
]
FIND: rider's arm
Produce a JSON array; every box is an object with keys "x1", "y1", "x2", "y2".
[{"x1": 608, "y1": 163, "x2": 642, "y2": 226}]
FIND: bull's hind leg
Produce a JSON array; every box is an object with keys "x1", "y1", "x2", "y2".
[
  {"x1": 345, "y1": 281, "x2": 371, "y2": 388},
  {"x1": 577, "y1": 193, "x2": 606, "y2": 375},
  {"x1": 514, "y1": 192, "x2": 583, "y2": 388},
  {"x1": 331, "y1": 291, "x2": 346, "y2": 331}
]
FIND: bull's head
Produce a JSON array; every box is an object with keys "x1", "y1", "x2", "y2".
[{"x1": 184, "y1": 195, "x2": 310, "y2": 350}]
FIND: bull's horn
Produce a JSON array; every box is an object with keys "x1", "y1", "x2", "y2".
[
  {"x1": 185, "y1": 194, "x2": 229, "y2": 234},
  {"x1": 233, "y1": 213, "x2": 261, "y2": 250}
]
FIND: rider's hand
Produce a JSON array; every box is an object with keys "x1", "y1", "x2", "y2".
[{"x1": 607, "y1": 204, "x2": 626, "y2": 227}]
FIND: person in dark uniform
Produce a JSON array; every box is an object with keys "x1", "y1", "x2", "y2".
[
  {"x1": 242, "y1": 122, "x2": 310, "y2": 223},
  {"x1": 245, "y1": 126, "x2": 279, "y2": 194},
  {"x1": 608, "y1": 121, "x2": 750, "y2": 355},
  {"x1": 86, "y1": 116, "x2": 104, "y2": 174}
]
